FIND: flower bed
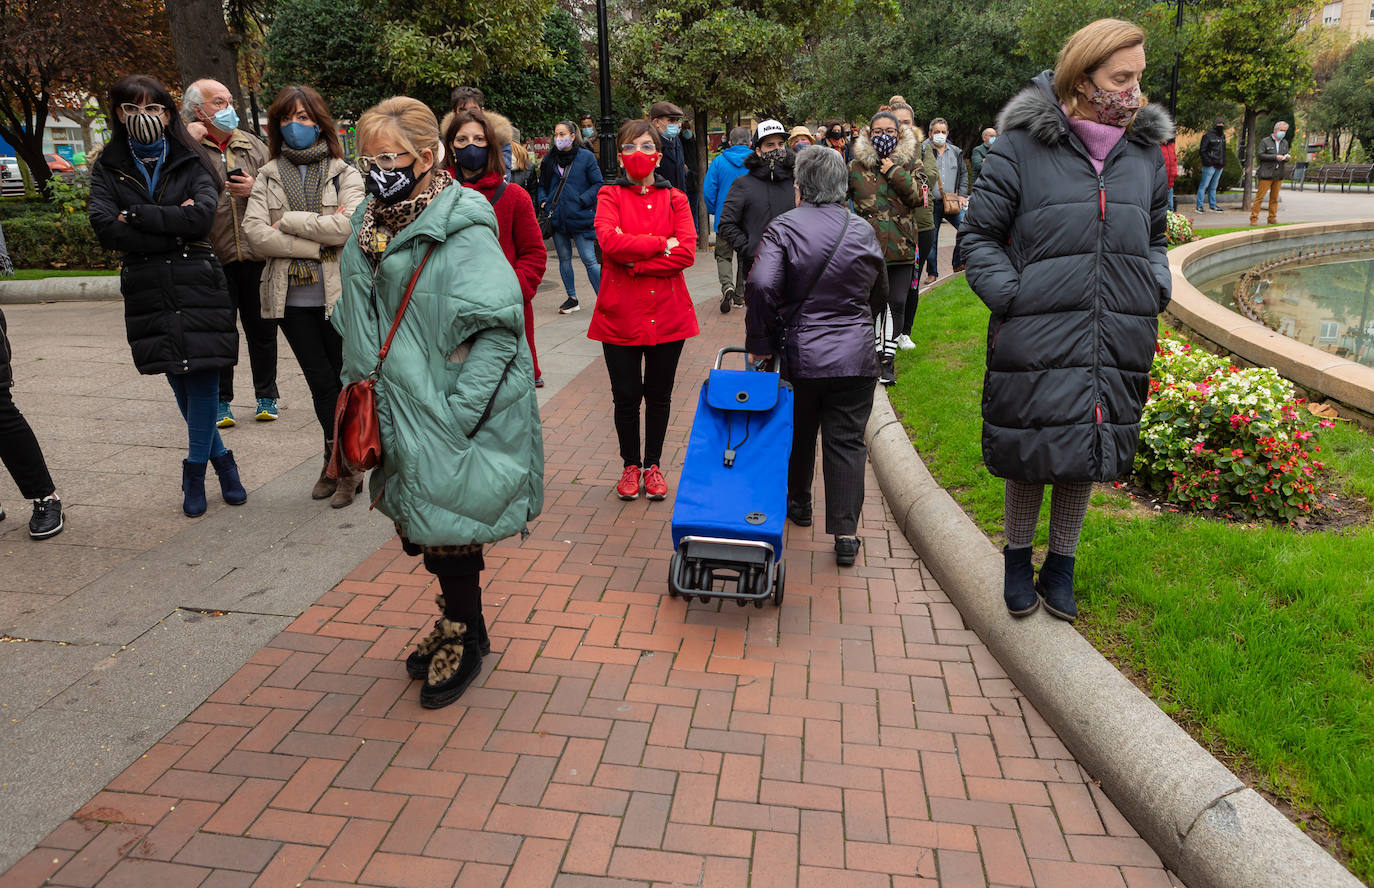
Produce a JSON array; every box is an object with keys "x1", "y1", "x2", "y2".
[
  {"x1": 1134, "y1": 332, "x2": 1334, "y2": 521},
  {"x1": 1165, "y1": 210, "x2": 1196, "y2": 247}
]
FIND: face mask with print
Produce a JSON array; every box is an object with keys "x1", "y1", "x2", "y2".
[
  {"x1": 871, "y1": 131, "x2": 898, "y2": 158},
  {"x1": 128, "y1": 112, "x2": 165, "y2": 146},
  {"x1": 365, "y1": 161, "x2": 421, "y2": 204},
  {"x1": 455, "y1": 144, "x2": 488, "y2": 172},
  {"x1": 663, "y1": 123, "x2": 681, "y2": 139},
  {"x1": 932, "y1": 133, "x2": 947, "y2": 147},
  {"x1": 581, "y1": 127, "x2": 595, "y2": 139},
  {"x1": 622, "y1": 151, "x2": 659, "y2": 180},
  {"x1": 210, "y1": 105, "x2": 239, "y2": 132},
  {"x1": 761, "y1": 147, "x2": 788, "y2": 175},
  {"x1": 281, "y1": 121, "x2": 318, "y2": 150},
  {"x1": 1083, "y1": 83, "x2": 1142, "y2": 127},
  {"x1": 554, "y1": 135, "x2": 573, "y2": 151}
]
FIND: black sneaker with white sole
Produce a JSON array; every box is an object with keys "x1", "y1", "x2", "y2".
[
  {"x1": 29, "y1": 496, "x2": 63, "y2": 540},
  {"x1": 558, "y1": 297, "x2": 580, "y2": 314}
]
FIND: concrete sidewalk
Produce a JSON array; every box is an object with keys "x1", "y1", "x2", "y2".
[{"x1": 1, "y1": 247, "x2": 1183, "y2": 887}]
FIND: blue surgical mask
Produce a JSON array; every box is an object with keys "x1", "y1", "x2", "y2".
[
  {"x1": 682, "y1": 129, "x2": 693, "y2": 139},
  {"x1": 988, "y1": 136, "x2": 996, "y2": 146},
  {"x1": 664, "y1": 124, "x2": 681, "y2": 139},
  {"x1": 281, "y1": 121, "x2": 318, "y2": 150},
  {"x1": 581, "y1": 127, "x2": 595, "y2": 138},
  {"x1": 212, "y1": 105, "x2": 239, "y2": 132}
]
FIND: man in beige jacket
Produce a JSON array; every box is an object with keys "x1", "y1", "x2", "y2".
[{"x1": 183, "y1": 79, "x2": 279, "y2": 427}]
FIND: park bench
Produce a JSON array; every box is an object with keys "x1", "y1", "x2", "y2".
[{"x1": 1314, "y1": 163, "x2": 1374, "y2": 193}]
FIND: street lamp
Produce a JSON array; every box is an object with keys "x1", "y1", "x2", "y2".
[
  {"x1": 595, "y1": 0, "x2": 617, "y2": 181},
  {"x1": 1167, "y1": 0, "x2": 1199, "y2": 122}
]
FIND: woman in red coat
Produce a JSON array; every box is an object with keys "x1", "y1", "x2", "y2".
[
  {"x1": 445, "y1": 108, "x2": 548, "y2": 386},
  {"x1": 590, "y1": 118, "x2": 698, "y2": 501}
]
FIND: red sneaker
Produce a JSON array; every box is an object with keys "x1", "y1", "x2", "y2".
[
  {"x1": 643, "y1": 464, "x2": 668, "y2": 501},
  {"x1": 616, "y1": 465, "x2": 642, "y2": 500}
]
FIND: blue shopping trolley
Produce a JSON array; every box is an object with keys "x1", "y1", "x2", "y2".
[{"x1": 668, "y1": 347, "x2": 794, "y2": 607}]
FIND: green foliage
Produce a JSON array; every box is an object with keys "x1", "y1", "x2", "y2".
[
  {"x1": 47, "y1": 172, "x2": 91, "y2": 216},
  {"x1": 362, "y1": 0, "x2": 555, "y2": 93},
  {"x1": 2, "y1": 211, "x2": 118, "y2": 270},
  {"x1": 1311, "y1": 39, "x2": 1374, "y2": 158},
  {"x1": 792, "y1": 0, "x2": 1037, "y2": 144},
  {"x1": 1185, "y1": 0, "x2": 1320, "y2": 115},
  {"x1": 478, "y1": 8, "x2": 594, "y2": 136},
  {"x1": 265, "y1": 0, "x2": 398, "y2": 119},
  {"x1": 891, "y1": 278, "x2": 1374, "y2": 880},
  {"x1": 1176, "y1": 143, "x2": 1242, "y2": 195}
]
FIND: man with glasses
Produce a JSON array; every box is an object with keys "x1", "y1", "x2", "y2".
[{"x1": 182, "y1": 79, "x2": 278, "y2": 428}]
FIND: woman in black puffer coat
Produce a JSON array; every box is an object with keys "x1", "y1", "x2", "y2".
[
  {"x1": 958, "y1": 19, "x2": 1172, "y2": 622},
  {"x1": 89, "y1": 75, "x2": 244, "y2": 518}
]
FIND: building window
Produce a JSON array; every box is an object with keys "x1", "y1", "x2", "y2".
[
  {"x1": 1322, "y1": 0, "x2": 1342, "y2": 24},
  {"x1": 1368, "y1": 0, "x2": 1373, "y2": 21},
  {"x1": 1320, "y1": 321, "x2": 1339, "y2": 342}
]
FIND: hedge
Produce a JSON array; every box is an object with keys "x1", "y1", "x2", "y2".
[{"x1": 2, "y1": 211, "x2": 119, "y2": 270}]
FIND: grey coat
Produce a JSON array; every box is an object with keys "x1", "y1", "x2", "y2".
[
  {"x1": 1257, "y1": 134, "x2": 1290, "y2": 180},
  {"x1": 924, "y1": 140, "x2": 967, "y2": 198},
  {"x1": 958, "y1": 70, "x2": 1173, "y2": 484}
]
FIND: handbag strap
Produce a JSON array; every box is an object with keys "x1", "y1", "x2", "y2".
[
  {"x1": 546, "y1": 164, "x2": 571, "y2": 211},
  {"x1": 373, "y1": 243, "x2": 436, "y2": 375},
  {"x1": 783, "y1": 209, "x2": 851, "y2": 331}
]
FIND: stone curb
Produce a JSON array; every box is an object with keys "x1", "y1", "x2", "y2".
[
  {"x1": 864, "y1": 389, "x2": 1361, "y2": 888},
  {"x1": 0, "y1": 275, "x2": 121, "y2": 304}
]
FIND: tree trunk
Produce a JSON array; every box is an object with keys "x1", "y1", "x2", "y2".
[
  {"x1": 1241, "y1": 107, "x2": 1257, "y2": 212},
  {"x1": 694, "y1": 108, "x2": 710, "y2": 250},
  {"x1": 12, "y1": 136, "x2": 51, "y2": 197},
  {"x1": 164, "y1": 0, "x2": 245, "y2": 112}
]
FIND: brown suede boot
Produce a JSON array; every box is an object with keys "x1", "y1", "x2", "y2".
[
  {"x1": 330, "y1": 469, "x2": 364, "y2": 509},
  {"x1": 312, "y1": 447, "x2": 337, "y2": 500}
]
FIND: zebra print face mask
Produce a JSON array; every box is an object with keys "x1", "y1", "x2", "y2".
[{"x1": 128, "y1": 112, "x2": 165, "y2": 146}]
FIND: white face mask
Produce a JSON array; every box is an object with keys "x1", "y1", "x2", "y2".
[{"x1": 932, "y1": 133, "x2": 947, "y2": 147}]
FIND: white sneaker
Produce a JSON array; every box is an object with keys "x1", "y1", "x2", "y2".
[{"x1": 896, "y1": 334, "x2": 916, "y2": 351}]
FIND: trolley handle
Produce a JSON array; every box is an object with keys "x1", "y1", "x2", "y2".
[{"x1": 714, "y1": 346, "x2": 767, "y2": 371}]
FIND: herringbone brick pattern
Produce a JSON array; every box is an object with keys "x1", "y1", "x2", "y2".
[{"x1": 0, "y1": 298, "x2": 1182, "y2": 888}]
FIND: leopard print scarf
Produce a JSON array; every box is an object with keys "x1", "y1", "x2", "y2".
[{"x1": 357, "y1": 168, "x2": 452, "y2": 261}]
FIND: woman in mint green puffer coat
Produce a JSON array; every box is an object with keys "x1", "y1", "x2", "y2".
[{"x1": 331, "y1": 96, "x2": 543, "y2": 710}]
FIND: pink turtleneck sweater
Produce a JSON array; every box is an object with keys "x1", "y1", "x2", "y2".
[{"x1": 1062, "y1": 105, "x2": 1126, "y2": 173}]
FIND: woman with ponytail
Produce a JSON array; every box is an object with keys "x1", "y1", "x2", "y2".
[
  {"x1": 243, "y1": 85, "x2": 366, "y2": 506},
  {"x1": 88, "y1": 75, "x2": 245, "y2": 518}
]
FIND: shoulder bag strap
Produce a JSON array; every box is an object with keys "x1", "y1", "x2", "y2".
[
  {"x1": 372, "y1": 243, "x2": 436, "y2": 376},
  {"x1": 549, "y1": 166, "x2": 571, "y2": 207},
  {"x1": 783, "y1": 209, "x2": 851, "y2": 332},
  {"x1": 488, "y1": 181, "x2": 509, "y2": 206}
]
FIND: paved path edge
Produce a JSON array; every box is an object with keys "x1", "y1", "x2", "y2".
[
  {"x1": 864, "y1": 386, "x2": 1362, "y2": 888},
  {"x1": 0, "y1": 276, "x2": 121, "y2": 304}
]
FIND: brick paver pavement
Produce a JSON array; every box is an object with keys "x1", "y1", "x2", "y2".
[{"x1": 0, "y1": 296, "x2": 1184, "y2": 888}]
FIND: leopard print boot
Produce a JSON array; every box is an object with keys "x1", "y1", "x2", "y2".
[{"x1": 419, "y1": 619, "x2": 482, "y2": 709}]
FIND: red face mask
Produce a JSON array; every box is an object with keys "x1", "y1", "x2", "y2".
[{"x1": 622, "y1": 151, "x2": 659, "y2": 180}]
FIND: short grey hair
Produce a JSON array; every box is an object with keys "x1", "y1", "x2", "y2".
[
  {"x1": 794, "y1": 145, "x2": 848, "y2": 205},
  {"x1": 180, "y1": 83, "x2": 205, "y2": 122},
  {"x1": 728, "y1": 126, "x2": 750, "y2": 146}
]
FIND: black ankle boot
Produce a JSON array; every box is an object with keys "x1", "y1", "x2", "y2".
[
  {"x1": 419, "y1": 620, "x2": 483, "y2": 709},
  {"x1": 1036, "y1": 551, "x2": 1078, "y2": 622},
  {"x1": 209, "y1": 450, "x2": 247, "y2": 505},
  {"x1": 1003, "y1": 546, "x2": 1038, "y2": 616},
  {"x1": 182, "y1": 460, "x2": 208, "y2": 517},
  {"x1": 407, "y1": 606, "x2": 490, "y2": 680}
]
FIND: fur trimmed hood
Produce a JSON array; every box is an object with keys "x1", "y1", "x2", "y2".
[
  {"x1": 997, "y1": 70, "x2": 1174, "y2": 148},
  {"x1": 851, "y1": 124, "x2": 919, "y2": 169}
]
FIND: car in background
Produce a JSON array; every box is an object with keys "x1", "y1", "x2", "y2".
[
  {"x1": 0, "y1": 156, "x2": 22, "y2": 194},
  {"x1": 46, "y1": 154, "x2": 76, "y2": 179}
]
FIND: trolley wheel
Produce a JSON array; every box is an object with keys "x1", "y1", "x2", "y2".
[
  {"x1": 772, "y1": 560, "x2": 786, "y2": 607},
  {"x1": 667, "y1": 552, "x2": 681, "y2": 598}
]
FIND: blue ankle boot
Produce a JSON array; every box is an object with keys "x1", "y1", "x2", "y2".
[
  {"x1": 210, "y1": 450, "x2": 247, "y2": 505},
  {"x1": 1003, "y1": 546, "x2": 1039, "y2": 616},
  {"x1": 1036, "y1": 551, "x2": 1078, "y2": 622},
  {"x1": 182, "y1": 460, "x2": 208, "y2": 517}
]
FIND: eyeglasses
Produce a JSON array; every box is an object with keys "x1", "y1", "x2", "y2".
[
  {"x1": 620, "y1": 143, "x2": 658, "y2": 155},
  {"x1": 354, "y1": 152, "x2": 412, "y2": 172},
  {"x1": 120, "y1": 102, "x2": 166, "y2": 116},
  {"x1": 872, "y1": 128, "x2": 897, "y2": 136}
]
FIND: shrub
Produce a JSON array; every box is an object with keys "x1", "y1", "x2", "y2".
[
  {"x1": 1133, "y1": 332, "x2": 1331, "y2": 522},
  {"x1": 2, "y1": 211, "x2": 118, "y2": 270},
  {"x1": 1176, "y1": 143, "x2": 1242, "y2": 196},
  {"x1": 1165, "y1": 211, "x2": 1195, "y2": 246}
]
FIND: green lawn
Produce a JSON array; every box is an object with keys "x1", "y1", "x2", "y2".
[
  {"x1": 891, "y1": 277, "x2": 1374, "y2": 881},
  {"x1": 1191, "y1": 222, "x2": 1296, "y2": 240},
  {"x1": 5, "y1": 269, "x2": 119, "y2": 281}
]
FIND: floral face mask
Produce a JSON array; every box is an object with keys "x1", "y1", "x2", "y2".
[{"x1": 1083, "y1": 83, "x2": 1142, "y2": 128}]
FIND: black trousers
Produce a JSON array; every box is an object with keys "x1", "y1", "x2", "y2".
[
  {"x1": 0, "y1": 308, "x2": 55, "y2": 500},
  {"x1": 219, "y1": 261, "x2": 279, "y2": 401},
  {"x1": 787, "y1": 376, "x2": 876, "y2": 536},
  {"x1": 875, "y1": 263, "x2": 914, "y2": 360},
  {"x1": 278, "y1": 305, "x2": 343, "y2": 445},
  {"x1": 902, "y1": 228, "x2": 935, "y2": 337},
  {"x1": 602, "y1": 339, "x2": 685, "y2": 469}
]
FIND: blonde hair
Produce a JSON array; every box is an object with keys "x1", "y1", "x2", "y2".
[
  {"x1": 511, "y1": 140, "x2": 530, "y2": 171},
  {"x1": 357, "y1": 96, "x2": 441, "y2": 166},
  {"x1": 1053, "y1": 18, "x2": 1146, "y2": 108}
]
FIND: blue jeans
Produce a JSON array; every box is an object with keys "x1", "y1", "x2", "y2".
[
  {"x1": 553, "y1": 229, "x2": 601, "y2": 301},
  {"x1": 1167, "y1": 187, "x2": 1175, "y2": 212},
  {"x1": 167, "y1": 369, "x2": 228, "y2": 463},
  {"x1": 1196, "y1": 166, "x2": 1222, "y2": 210},
  {"x1": 928, "y1": 202, "x2": 966, "y2": 276}
]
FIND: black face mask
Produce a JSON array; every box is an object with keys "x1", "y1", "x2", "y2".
[{"x1": 365, "y1": 161, "x2": 421, "y2": 204}]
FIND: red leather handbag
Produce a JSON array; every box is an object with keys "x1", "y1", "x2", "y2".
[{"x1": 328, "y1": 245, "x2": 435, "y2": 479}]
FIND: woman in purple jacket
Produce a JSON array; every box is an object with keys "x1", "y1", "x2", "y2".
[{"x1": 744, "y1": 146, "x2": 888, "y2": 567}]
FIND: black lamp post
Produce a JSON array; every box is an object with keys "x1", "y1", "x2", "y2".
[
  {"x1": 1168, "y1": 0, "x2": 1183, "y2": 122},
  {"x1": 595, "y1": 0, "x2": 617, "y2": 180}
]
